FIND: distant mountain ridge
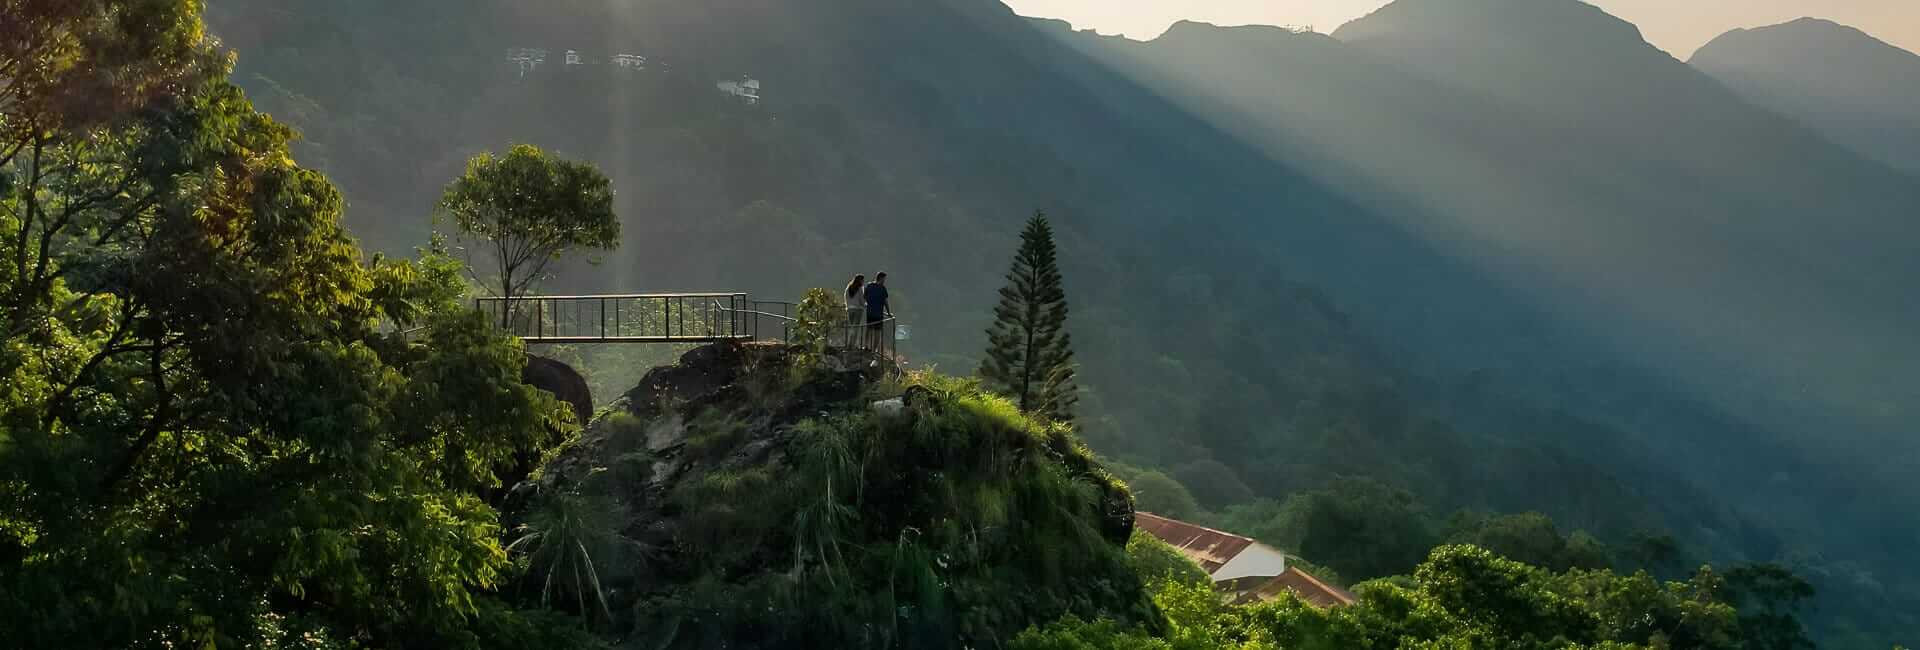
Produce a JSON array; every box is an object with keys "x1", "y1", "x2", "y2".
[
  {"x1": 1693, "y1": 17, "x2": 1920, "y2": 175},
  {"x1": 1043, "y1": 2, "x2": 1920, "y2": 642},
  {"x1": 1052, "y1": 1, "x2": 1920, "y2": 451}
]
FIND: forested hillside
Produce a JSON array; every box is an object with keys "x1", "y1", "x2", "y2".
[
  {"x1": 1043, "y1": 4, "x2": 1920, "y2": 643},
  {"x1": 198, "y1": 0, "x2": 1920, "y2": 645}
]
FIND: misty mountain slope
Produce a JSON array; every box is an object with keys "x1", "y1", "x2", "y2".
[
  {"x1": 1693, "y1": 18, "x2": 1920, "y2": 176},
  {"x1": 1045, "y1": 4, "x2": 1920, "y2": 642},
  {"x1": 1049, "y1": 2, "x2": 1919, "y2": 530},
  {"x1": 1329, "y1": 0, "x2": 1920, "y2": 480},
  {"x1": 206, "y1": 0, "x2": 1918, "y2": 643}
]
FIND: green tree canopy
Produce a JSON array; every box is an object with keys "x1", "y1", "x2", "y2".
[
  {"x1": 980, "y1": 212, "x2": 1078, "y2": 423},
  {"x1": 1443, "y1": 511, "x2": 1613, "y2": 572},
  {"x1": 1722, "y1": 563, "x2": 1817, "y2": 650},
  {"x1": 1262, "y1": 478, "x2": 1437, "y2": 582},
  {"x1": 1169, "y1": 459, "x2": 1256, "y2": 509},
  {"x1": 1128, "y1": 470, "x2": 1203, "y2": 521},
  {"x1": 436, "y1": 144, "x2": 619, "y2": 315},
  {"x1": 0, "y1": 0, "x2": 215, "y2": 137},
  {"x1": 1019, "y1": 544, "x2": 1758, "y2": 650},
  {"x1": 0, "y1": 4, "x2": 584, "y2": 646}
]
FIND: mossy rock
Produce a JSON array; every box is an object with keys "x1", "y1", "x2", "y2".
[{"x1": 511, "y1": 344, "x2": 1153, "y2": 649}]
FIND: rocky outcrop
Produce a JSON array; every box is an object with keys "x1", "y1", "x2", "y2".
[
  {"x1": 521, "y1": 354, "x2": 593, "y2": 426},
  {"x1": 507, "y1": 342, "x2": 1150, "y2": 648},
  {"x1": 522, "y1": 341, "x2": 895, "y2": 523}
]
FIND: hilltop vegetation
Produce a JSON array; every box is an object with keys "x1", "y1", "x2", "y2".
[{"x1": 514, "y1": 343, "x2": 1153, "y2": 647}]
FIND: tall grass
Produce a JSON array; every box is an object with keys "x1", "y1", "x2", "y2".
[{"x1": 507, "y1": 489, "x2": 646, "y2": 627}]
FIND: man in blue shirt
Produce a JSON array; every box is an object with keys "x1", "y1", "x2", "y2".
[{"x1": 864, "y1": 272, "x2": 891, "y2": 349}]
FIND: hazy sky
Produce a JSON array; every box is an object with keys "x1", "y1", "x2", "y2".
[{"x1": 1000, "y1": 0, "x2": 1920, "y2": 58}]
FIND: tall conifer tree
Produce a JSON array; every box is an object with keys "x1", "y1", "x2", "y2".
[{"x1": 982, "y1": 212, "x2": 1079, "y2": 423}]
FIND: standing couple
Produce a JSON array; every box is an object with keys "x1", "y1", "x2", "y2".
[{"x1": 843, "y1": 272, "x2": 892, "y2": 350}]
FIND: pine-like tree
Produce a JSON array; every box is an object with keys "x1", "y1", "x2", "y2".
[{"x1": 981, "y1": 212, "x2": 1079, "y2": 423}]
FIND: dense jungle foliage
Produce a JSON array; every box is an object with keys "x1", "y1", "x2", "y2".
[
  {"x1": 1023, "y1": 538, "x2": 1820, "y2": 650},
  {"x1": 0, "y1": 2, "x2": 588, "y2": 645}
]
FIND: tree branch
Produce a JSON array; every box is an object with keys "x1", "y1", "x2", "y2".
[
  {"x1": 99, "y1": 344, "x2": 172, "y2": 492},
  {"x1": 40, "y1": 300, "x2": 143, "y2": 428},
  {"x1": 85, "y1": 187, "x2": 162, "y2": 248},
  {"x1": 12, "y1": 136, "x2": 45, "y2": 299}
]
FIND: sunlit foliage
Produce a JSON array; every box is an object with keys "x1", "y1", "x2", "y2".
[
  {"x1": 0, "y1": 3, "x2": 578, "y2": 646},
  {"x1": 436, "y1": 143, "x2": 619, "y2": 311},
  {"x1": 1019, "y1": 544, "x2": 1768, "y2": 650}
]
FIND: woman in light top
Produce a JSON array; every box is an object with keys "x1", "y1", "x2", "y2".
[{"x1": 844, "y1": 274, "x2": 867, "y2": 347}]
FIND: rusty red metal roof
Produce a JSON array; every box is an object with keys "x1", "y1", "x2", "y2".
[
  {"x1": 1221, "y1": 567, "x2": 1359, "y2": 608},
  {"x1": 1135, "y1": 512, "x2": 1257, "y2": 573}
]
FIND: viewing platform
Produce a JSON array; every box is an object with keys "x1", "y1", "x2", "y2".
[{"x1": 476, "y1": 292, "x2": 899, "y2": 356}]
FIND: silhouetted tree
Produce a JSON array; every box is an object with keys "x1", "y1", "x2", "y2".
[{"x1": 981, "y1": 212, "x2": 1078, "y2": 423}]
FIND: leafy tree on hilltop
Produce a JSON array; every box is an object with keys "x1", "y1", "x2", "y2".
[
  {"x1": 981, "y1": 212, "x2": 1078, "y2": 423},
  {"x1": 437, "y1": 144, "x2": 619, "y2": 324}
]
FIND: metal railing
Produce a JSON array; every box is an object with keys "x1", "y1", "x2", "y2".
[
  {"x1": 730, "y1": 299, "x2": 796, "y2": 343},
  {"x1": 475, "y1": 293, "x2": 901, "y2": 359},
  {"x1": 717, "y1": 298, "x2": 901, "y2": 359},
  {"x1": 836, "y1": 312, "x2": 901, "y2": 360},
  {"x1": 475, "y1": 293, "x2": 753, "y2": 343}
]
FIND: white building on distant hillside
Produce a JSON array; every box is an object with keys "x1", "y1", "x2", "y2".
[
  {"x1": 611, "y1": 54, "x2": 647, "y2": 70},
  {"x1": 565, "y1": 49, "x2": 585, "y2": 65},
  {"x1": 717, "y1": 75, "x2": 762, "y2": 104},
  {"x1": 506, "y1": 47, "x2": 548, "y2": 76},
  {"x1": 1136, "y1": 512, "x2": 1288, "y2": 581},
  {"x1": 1135, "y1": 512, "x2": 1356, "y2": 608}
]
